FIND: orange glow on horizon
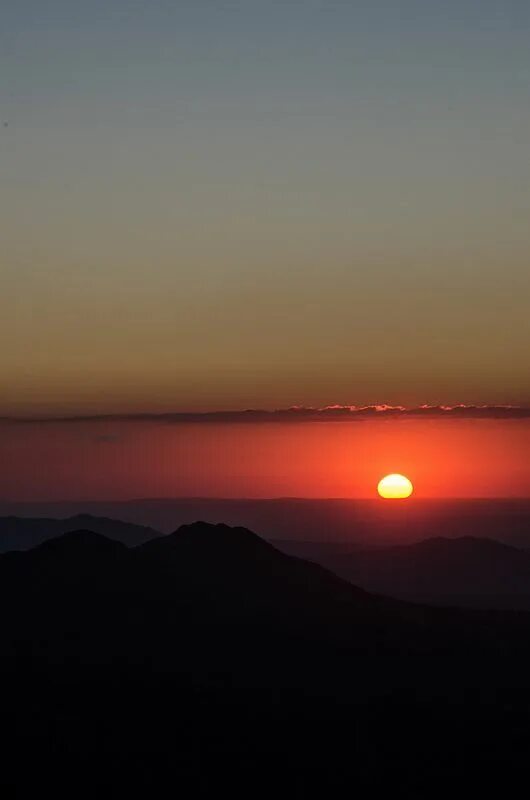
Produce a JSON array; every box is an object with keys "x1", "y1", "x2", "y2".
[{"x1": 0, "y1": 418, "x2": 528, "y2": 501}]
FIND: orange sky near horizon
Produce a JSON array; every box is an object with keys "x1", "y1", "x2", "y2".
[
  {"x1": 1, "y1": 417, "x2": 528, "y2": 502},
  {"x1": 3, "y1": 3, "x2": 530, "y2": 503}
]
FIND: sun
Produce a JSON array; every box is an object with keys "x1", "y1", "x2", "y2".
[{"x1": 377, "y1": 473, "x2": 414, "y2": 499}]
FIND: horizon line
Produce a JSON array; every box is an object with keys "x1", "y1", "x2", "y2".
[{"x1": 2, "y1": 403, "x2": 530, "y2": 424}]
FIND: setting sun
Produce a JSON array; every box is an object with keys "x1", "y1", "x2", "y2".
[{"x1": 377, "y1": 473, "x2": 414, "y2": 499}]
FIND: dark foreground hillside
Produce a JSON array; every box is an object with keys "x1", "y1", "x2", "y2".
[{"x1": 2, "y1": 522, "x2": 530, "y2": 794}]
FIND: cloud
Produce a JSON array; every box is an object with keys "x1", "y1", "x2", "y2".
[{"x1": 3, "y1": 404, "x2": 530, "y2": 425}]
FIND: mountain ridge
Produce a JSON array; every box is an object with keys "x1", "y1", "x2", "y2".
[
  {"x1": 275, "y1": 533, "x2": 530, "y2": 610},
  {"x1": 3, "y1": 520, "x2": 530, "y2": 793},
  {"x1": 0, "y1": 513, "x2": 159, "y2": 552}
]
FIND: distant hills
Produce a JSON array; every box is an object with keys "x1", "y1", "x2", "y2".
[
  {"x1": 3, "y1": 521, "x2": 530, "y2": 793},
  {"x1": 2, "y1": 521, "x2": 530, "y2": 674},
  {"x1": 1, "y1": 496, "x2": 529, "y2": 546},
  {"x1": 4, "y1": 509, "x2": 530, "y2": 610},
  {"x1": 0, "y1": 513, "x2": 159, "y2": 552},
  {"x1": 276, "y1": 535, "x2": 530, "y2": 610},
  {"x1": 0, "y1": 522, "x2": 412, "y2": 675}
]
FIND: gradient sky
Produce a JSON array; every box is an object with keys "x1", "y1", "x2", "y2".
[
  {"x1": 1, "y1": 416, "x2": 529, "y2": 501},
  {"x1": 1, "y1": 3, "x2": 529, "y2": 499},
  {"x1": 2, "y1": 0, "x2": 530, "y2": 415}
]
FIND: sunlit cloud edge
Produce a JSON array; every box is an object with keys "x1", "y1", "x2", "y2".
[{"x1": 3, "y1": 404, "x2": 530, "y2": 425}]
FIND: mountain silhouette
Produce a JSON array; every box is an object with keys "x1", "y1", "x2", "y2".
[
  {"x1": 138, "y1": 522, "x2": 376, "y2": 618},
  {"x1": 0, "y1": 522, "x2": 411, "y2": 675},
  {"x1": 279, "y1": 535, "x2": 530, "y2": 609},
  {"x1": 2, "y1": 521, "x2": 530, "y2": 672},
  {"x1": 2, "y1": 521, "x2": 530, "y2": 794},
  {"x1": 0, "y1": 513, "x2": 159, "y2": 552},
  {"x1": 3, "y1": 497, "x2": 529, "y2": 545}
]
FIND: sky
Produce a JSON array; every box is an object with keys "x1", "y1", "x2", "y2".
[
  {"x1": 1, "y1": 2, "x2": 529, "y2": 498},
  {"x1": 1, "y1": 416, "x2": 529, "y2": 501}
]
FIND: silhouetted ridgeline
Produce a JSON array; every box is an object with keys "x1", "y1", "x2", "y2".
[
  {"x1": 0, "y1": 513, "x2": 158, "y2": 552},
  {"x1": 4, "y1": 505, "x2": 530, "y2": 609},
  {"x1": 1, "y1": 496, "x2": 530, "y2": 545},
  {"x1": 2, "y1": 521, "x2": 530, "y2": 793},
  {"x1": 274, "y1": 535, "x2": 530, "y2": 610}
]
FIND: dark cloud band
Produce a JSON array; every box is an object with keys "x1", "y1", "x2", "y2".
[{"x1": 3, "y1": 404, "x2": 530, "y2": 425}]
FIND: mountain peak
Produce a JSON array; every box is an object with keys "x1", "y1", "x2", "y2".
[
  {"x1": 177, "y1": 521, "x2": 271, "y2": 547},
  {"x1": 142, "y1": 521, "x2": 276, "y2": 558},
  {"x1": 34, "y1": 529, "x2": 126, "y2": 557}
]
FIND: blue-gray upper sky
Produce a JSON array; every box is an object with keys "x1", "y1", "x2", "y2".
[{"x1": 2, "y1": 1, "x2": 529, "y2": 416}]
